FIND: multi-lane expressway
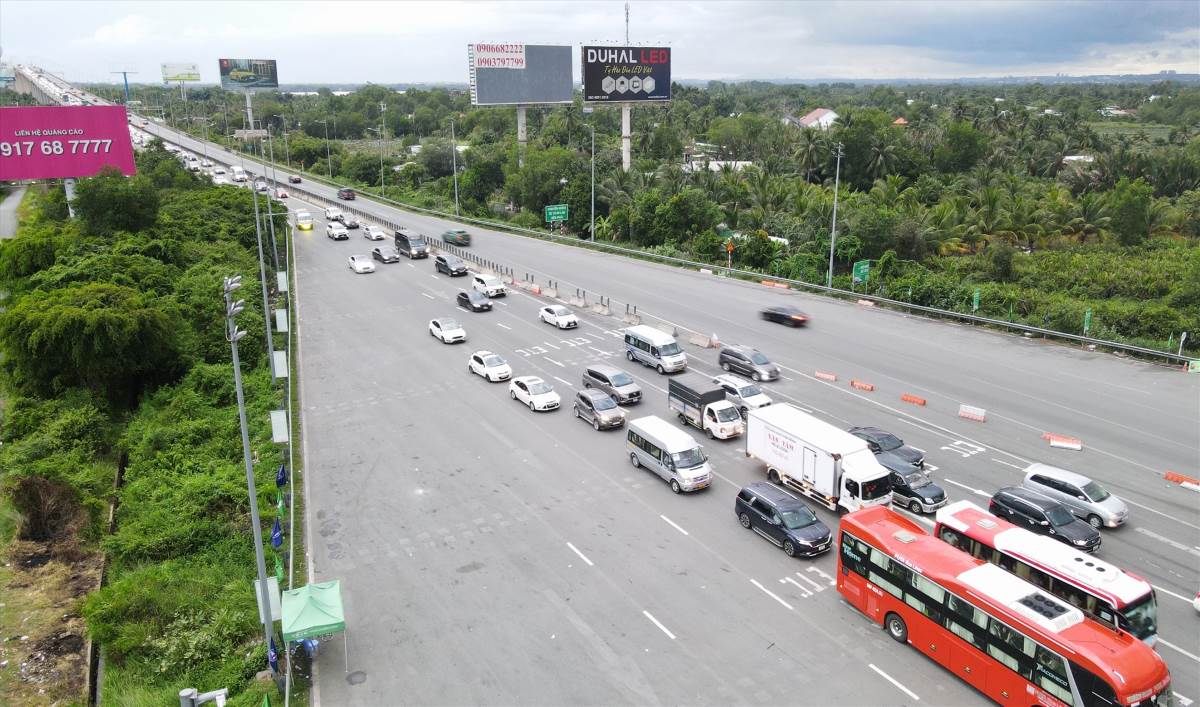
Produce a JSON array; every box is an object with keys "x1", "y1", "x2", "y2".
[{"x1": 143, "y1": 120, "x2": 1198, "y2": 706}]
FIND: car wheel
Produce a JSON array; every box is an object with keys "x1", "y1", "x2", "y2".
[
  {"x1": 656, "y1": 364, "x2": 665, "y2": 374},
  {"x1": 738, "y1": 513, "x2": 752, "y2": 529},
  {"x1": 573, "y1": 406, "x2": 580, "y2": 418},
  {"x1": 529, "y1": 401, "x2": 536, "y2": 411},
  {"x1": 468, "y1": 364, "x2": 474, "y2": 374},
  {"x1": 740, "y1": 406, "x2": 748, "y2": 419},
  {"x1": 783, "y1": 540, "x2": 797, "y2": 558},
  {"x1": 1087, "y1": 515, "x2": 1103, "y2": 530},
  {"x1": 707, "y1": 428, "x2": 715, "y2": 439},
  {"x1": 669, "y1": 479, "x2": 682, "y2": 494},
  {"x1": 626, "y1": 350, "x2": 635, "y2": 362},
  {"x1": 885, "y1": 613, "x2": 908, "y2": 643},
  {"x1": 510, "y1": 390, "x2": 516, "y2": 400},
  {"x1": 593, "y1": 418, "x2": 600, "y2": 431},
  {"x1": 678, "y1": 413, "x2": 687, "y2": 425},
  {"x1": 909, "y1": 500, "x2": 922, "y2": 514},
  {"x1": 751, "y1": 372, "x2": 761, "y2": 382},
  {"x1": 722, "y1": 362, "x2": 732, "y2": 372},
  {"x1": 760, "y1": 312, "x2": 770, "y2": 320},
  {"x1": 629, "y1": 452, "x2": 641, "y2": 468}
]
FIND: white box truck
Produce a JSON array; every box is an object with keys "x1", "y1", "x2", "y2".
[{"x1": 745, "y1": 404, "x2": 891, "y2": 513}]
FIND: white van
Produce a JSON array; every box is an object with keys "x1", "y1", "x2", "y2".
[
  {"x1": 626, "y1": 415, "x2": 712, "y2": 493},
  {"x1": 624, "y1": 325, "x2": 687, "y2": 374},
  {"x1": 231, "y1": 165, "x2": 247, "y2": 182}
]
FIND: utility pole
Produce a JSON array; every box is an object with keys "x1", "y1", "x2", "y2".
[
  {"x1": 273, "y1": 114, "x2": 290, "y2": 168},
  {"x1": 222, "y1": 275, "x2": 276, "y2": 679},
  {"x1": 450, "y1": 118, "x2": 460, "y2": 217},
  {"x1": 379, "y1": 102, "x2": 386, "y2": 195},
  {"x1": 826, "y1": 142, "x2": 844, "y2": 289},
  {"x1": 590, "y1": 122, "x2": 596, "y2": 241},
  {"x1": 316, "y1": 120, "x2": 332, "y2": 180},
  {"x1": 110, "y1": 70, "x2": 137, "y2": 104}
]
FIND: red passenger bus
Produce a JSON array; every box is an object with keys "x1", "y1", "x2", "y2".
[
  {"x1": 935, "y1": 500, "x2": 1157, "y2": 646},
  {"x1": 838, "y1": 506, "x2": 1173, "y2": 706}
]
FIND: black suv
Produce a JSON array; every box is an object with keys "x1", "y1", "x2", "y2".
[
  {"x1": 989, "y1": 486, "x2": 1100, "y2": 553},
  {"x1": 885, "y1": 462, "x2": 947, "y2": 514},
  {"x1": 435, "y1": 254, "x2": 468, "y2": 276},
  {"x1": 848, "y1": 426, "x2": 925, "y2": 469},
  {"x1": 734, "y1": 482, "x2": 832, "y2": 558},
  {"x1": 337, "y1": 188, "x2": 356, "y2": 200}
]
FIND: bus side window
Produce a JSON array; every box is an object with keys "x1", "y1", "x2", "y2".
[{"x1": 938, "y1": 527, "x2": 964, "y2": 550}]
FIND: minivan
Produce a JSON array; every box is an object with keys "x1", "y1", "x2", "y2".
[
  {"x1": 1021, "y1": 463, "x2": 1128, "y2": 529},
  {"x1": 718, "y1": 345, "x2": 780, "y2": 382},
  {"x1": 624, "y1": 325, "x2": 687, "y2": 374},
  {"x1": 989, "y1": 486, "x2": 1101, "y2": 552},
  {"x1": 734, "y1": 482, "x2": 832, "y2": 558},
  {"x1": 394, "y1": 228, "x2": 430, "y2": 259},
  {"x1": 581, "y1": 364, "x2": 642, "y2": 404},
  {"x1": 626, "y1": 416, "x2": 711, "y2": 493}
]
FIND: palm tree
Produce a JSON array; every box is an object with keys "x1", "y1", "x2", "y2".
[
  {"x1": 866, "y1": 136, "x2": 898, "y2": 181},
  {"x1": 1064, "y1": 193, "x2": 1111, "y2": 244},
  {"x1": 792, "y1": 130, "x2": 824, "y2": 183},
  {"x1": 868, "y1": 174, "x2": 911, "y2": 209},
  {"x1": 950, "y1": 99, "x2": 971, "y2": 124},
  {"x1": 654, "y1": 164, "x2": 689, "y2": 196}
]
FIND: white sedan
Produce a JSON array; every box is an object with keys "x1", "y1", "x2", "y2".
[
  {"x1": 429, "y1": 317, "x2": 466, "y2": 344},
  {"x1": 348, "y1": 255, "x2": 375, "y2": 274},
  {"x1": 538, "y1": 305, "x2": 579, "y2": 329},
  {"x1": 509, "y1": 376, "x2": 561, "y2": 412},
  {"x1": 275, "y1": 188, "x2": 289, "y2": 199},
  {"x1": 468, "y1": 350, "x2": 512, "y2": 382},
  {"x1": 362, "y1": 225, "x2": 387, "y2": 241}
]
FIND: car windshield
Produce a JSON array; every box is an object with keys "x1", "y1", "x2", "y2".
[
  {"x1": 715, "y1": 406, "x2": 741, "y2": 422},
  {"x1": 874, "y1": 432, "x2": 903, "y2": 451},
  {"x1": 738, "y1": 384, "x2": 763, "y2": 397},
  {"x1": 527, "y1": 381, "x2": 552, "y2": 395},
  {"x1": 469, "y1": 292, "x2": 486, "y2": 301},
  {"x1": 1119, "y1": 592, "x2": 1158, "y2": 642},
  {"x1": 483, "y1": 355, "x2": 505, "y2": 367},
  {"x1": 592, "y1": 396, "x2": 617, "y2": 411},
  {"x1": 551, "y1": 307, "x2": 569, "y2": 316},
  {"x1": 904, "y1": 471, "x2": 932, "y2": 489},
  {"x1": 670, "y1": 447, "x2": 706, "y2": 469},
  {"x1": 610, "y1": 372, "x2": 634, "y2": 386},
  {"x1": 750, "y1": 352, "x2": 770, "y2": 365},
  {"x1": 860, "y1": 476, "x2": 892, "y2": 500},
  {"x1": 1046, "y1": 504, "x2": 1076, "y2": 527},
  {"x1": 659, "y1": 342, "x2": 682, "y2": 356},
  {"x1": 441, "y1": 319, "x2": 460, "y2": 329},
  {"x1": 780, "y1": 507, "x2": 818, "y2": 529},
  {"x1": 1081, "y1": 481, "x2": 1110, "y2": 502}
]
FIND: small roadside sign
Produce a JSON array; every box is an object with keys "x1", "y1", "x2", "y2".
[
  {"x1": 972, "y1": 288, "x2": 981, "y2": 312},
  {"x1": 725, "y1": 239, "x2": 735, "y2": 254},
  {"x1": 852, "y1": 260, "x2": 870, "y2": 285},
  {"x1": 1187, "y1": 360, "x2": 1199, "y2": 374},
  {"x1": 1083, "y1": 308, "x2": 1092, "y2": 334},
  {"x1": 544, "y1": 203, "x2": 568, "y2": 222}
]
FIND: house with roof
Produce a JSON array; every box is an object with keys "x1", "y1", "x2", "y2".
[
  {"x1": 782, "y1": 108, "x2": 839, "y2": 130},
  {"x1": 892, "y1": 117, "x2": 908, "y2": 127}
]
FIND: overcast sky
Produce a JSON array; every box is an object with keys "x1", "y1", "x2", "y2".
[{"x1": 2, "y1": 1, "x2": 1197, "y2": 84}]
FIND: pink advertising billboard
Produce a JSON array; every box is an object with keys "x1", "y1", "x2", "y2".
[{"x1": 0, "y1": 105, "x2": 136, "y2": 180}]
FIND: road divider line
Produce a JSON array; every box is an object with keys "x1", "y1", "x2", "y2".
[
  {"x1": 943, "y1": 478, "x2": 990, "y2": 498},
  {"x1": 553, "y1": 376, "x2": 573, "y2": 387},
  {"x1": 751, "y1": 579, "x2": 795, "y2": 610},
  {"x1": 566, "y1": 542, "x2": 594, "y2": 567},
  {"x1": 496, "y1": 323, "x2": 512, "y2": 330},
  {"x1": 1120, "y1": 498, "x2": 1200, "y2": 531},
  {"x1": 587, "y1": 346, "x2": 607, "y2": 356},
  {"x1": 1133, "y1": 527, "x2": 1200, "y2": 557},
  {"x1": 1157, "y1": 638, "x2": 1200, "y2": 663},
  {"x1": 869, "y1": 664, "x2": 920, "y2": 701},
  {"x1": 420, "y1": 293, "x2": 435, "y2": 300},
  {"x1": 990, "y1": 458, "x2": 1024, "y2": 470},
  {"x1": 782, "y1": 576, "x2": 812, "y2": 598},
  {"x1": 642, "y1": 610, "x2": 676, "y2": 640},
  {"x1": 659, "y1": 515, "x2": 689, "y2": 536},
  {"x1": 544, "y1": 357, "x2": 565, "y2": 368},
  {"x1": 1152, "y1": 584, "x2": 1195, "y2": 604}
]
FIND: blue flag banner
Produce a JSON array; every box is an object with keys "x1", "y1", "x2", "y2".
[
  {"x1": 271, "y1": 518, "x2": 283, "y2": 549},
  {"x1": 275, "y1": 463, "x2": 289, "y2": 488},
  {"x1": 268, "y1": 637, "x2": 279, "y2": 672}
]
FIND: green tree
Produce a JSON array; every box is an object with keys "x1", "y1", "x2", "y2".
[
  {"x1": 648, "y1": 188, "x2": 721, "y2": 247},
  {"x1": 417, "y1": 138, "x2": 456, "y2": 179},
  {"x1": 73, "y1": 168, "x2": 160, "y2": 235},
  {"x1": 933, "y1": 121, "x2": 989, "y2": 174},
  {"x1": 1107, "y1": 177, "x2": 1154, "y2": 246}
]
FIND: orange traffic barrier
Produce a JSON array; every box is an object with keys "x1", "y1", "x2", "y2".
[
  {"x1": 815, "y1": 370, "x2": 837, "y2": 382},
  {"x1": 530, "y1": 285, "x2": 542, "y2": 295},
  {"x1": 1042, "y1": 432, "x2": 1083, "y2": 451},
  {"x1": 760, "y1": 280, "x2": 775, "y2": 287},
  {"x1": 900, "y1": 393, "x2": 927, "y2": 406},
  {"x1": 856, "y1": 299, "x2": 876, "y2": 307},
  {"x1": 1164, "y1": 470, "x2": 1200, "y2": 485},
  {"x1": 958, "y1": 404, "x2": 987, "y2": 422},
  {"x1": 850, "y1": 379, "x2": 875, "y2": 392}
]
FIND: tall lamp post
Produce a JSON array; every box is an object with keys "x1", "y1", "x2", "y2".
[
  {"x1": 589, "y1": 123, "x2": 596, "y2": 241},
  {"x1": 367, "y1": 126, "x2": 385, "y2": 196},
  {"x1": 825, "y1": 142, "x2": 844, "y2": 289},
  {"x1": 272, "y1": 114, "x2": 290, "y2": 168},
  {"x1": 450, "y1": 118, "x2": 460, "y2": 217},
  {"x1": 222, "y1": 275, "x2": 276, "y2": 677},
  {"x1": 315, "y1": 120, "x2": 332, "y2": 181}
]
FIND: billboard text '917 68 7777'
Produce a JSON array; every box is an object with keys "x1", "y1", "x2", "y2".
[{"x1": 0, "y1": 105, "x2": 136, "y2": 181}]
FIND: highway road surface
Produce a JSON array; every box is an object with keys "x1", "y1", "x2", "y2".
[{"x1": 145, "y1": 122, "x2": 1199, "y2": 706}]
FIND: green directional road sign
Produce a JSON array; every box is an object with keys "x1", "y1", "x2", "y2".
[
  {"x1": 544, "y1": 203, "x2": 569, "y2": 222},
  {"x1": 852, "y1": 260, "x2": 870, "y2": 285},
  {"x1": 972, "y1": 288, "x2": 981, "y2": 312},
  {"x1": 1083, "y1": 308, "x2": 1093, "y2": 334}
]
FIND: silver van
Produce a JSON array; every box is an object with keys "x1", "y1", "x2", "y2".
[
  {"x1": 1021, "y1": 463, "x2": 1128, "y2": 529},
  {"x1": 624, "y1": 325, "x2": 687, "y2": 374},
  {"x1": 581, "y1": 363, "x2": 642, "y2": 404},
  {"x1": 626, "y1": 415, "x2": 712, "y2": 493}
]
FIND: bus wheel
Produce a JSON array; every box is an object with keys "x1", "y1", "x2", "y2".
[{"x1": 885, "y1": 613, "x2": 908, "y2": 643}]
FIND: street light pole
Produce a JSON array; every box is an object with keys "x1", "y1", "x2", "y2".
[
  {"x1": 379, "y1": 102, "x2": 386, "y2": 196},
  {"x1": 826, "y1": 142, "x2": 844, "y2": 289},
  {"x1": 590, "y1": 123, "x2": 596, "y2": 241},
  {"x1": 316, "y1": 120, "x2": 332, "y2": 181},
  {"x1": 273, "y1": 114, "x2": 290, "y2": 169},
  {"x1": 450, "y1": 118, "x2": 460, "y2": 217},
  {"x1": 222, "y1": 275, "x2": 276, "y2": 677}
]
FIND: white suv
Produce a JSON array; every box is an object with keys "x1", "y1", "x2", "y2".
[
  {"x1": 324, "y1": 206, "x2": 344, "y2": 221},
  {"x1": 472, "y1": 274, "x2": 507, "y2": 297},
  {"x1": 326, "y1": 223, "x2": 349, "y2": 240}
]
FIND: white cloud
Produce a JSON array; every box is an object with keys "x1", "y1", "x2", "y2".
[{"x1": 89, "y1": 14, "x2": 152, "y2": 46}]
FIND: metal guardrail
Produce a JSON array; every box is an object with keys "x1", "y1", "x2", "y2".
[{"x1": 156, "y1": 125, "x2": 1195, "y2": 367}]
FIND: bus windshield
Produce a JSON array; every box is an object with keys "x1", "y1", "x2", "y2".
[
  {"x1": 671, "y1": 447, "x2": 706, "y2": 469},
  {"x1": 1120, "y1": 592, "x2": 1157, "y2": 643}
]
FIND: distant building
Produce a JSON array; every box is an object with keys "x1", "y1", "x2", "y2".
[
  {"x1": 892, "y1": 117, "x2": 909, "y2": 126},
  {"x1": 683, "y1": 160, "x2": 754, "y2": 173},
  {"x1": 1099, "y1": 106, "x2": 1131, "y2": 117},
  {"x1": 905, "y1": 99, "x2": 915, "y2": 106},
  {"x1": 1062, "y1": 155, "x2": 1095, "y2": 164},
  {"x1": 782, "y1": 108, "x2": 839, "y2": 130}
]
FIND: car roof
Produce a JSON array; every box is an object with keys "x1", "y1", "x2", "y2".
[
  {"x1": 579, "y1": 388, "x2": 612, "y2": 401},
  {"x1": 514, "y1": 375, "x2": 543, "y2": 384},
  {"x1": 587, "y1": 363, "x2": 623, "y2": 375},
  {"x1": 742, "y1": 482, "x2": 808, "y2": 510},
  {"x1": 712, "y1": 373, "x2": 753, "y2": 388},
  {"x1": 996, "y1": 486, "x2": 1061, "y2": 511},
  {"x1": 849, "y1": 426, "x2": 889, "y2": 438},
  {"x1": 1024, "y1": 463, "x2": 1090, "y2": 487},
  {"x1": 726, "y1": 344, "x2": 758, "y2": 354}
]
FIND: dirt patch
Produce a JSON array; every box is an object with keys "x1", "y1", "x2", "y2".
[{"x1": 0, "y1": 540, "x2": 99, "y2": 705}]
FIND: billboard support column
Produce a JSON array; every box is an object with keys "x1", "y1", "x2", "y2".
[
  {"x1": 63, "y1": 178, "x2": 78, "y2": 219},
  {"x1": 621, "y1": 105, "x2": 631, "y2": 172},
  {"x1": 516, "y1": 106, "x2": 527, "y2": 168},
  {"x1": 244, "y1": 91, "x2": 255, "y2": 131}
]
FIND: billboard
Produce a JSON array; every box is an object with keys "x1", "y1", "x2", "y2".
[
  {"x1": 218, "y1": 58, "x2": 279, "y2": 89},
  {"x1": 581, "y1": 46, "x2": 671, "y2": 103},
  {"x1": 468, "y1": 43, "x2": 572, "y2": 106},
  {"x1": 0, "y1": 105, "x2": 136, "y2": 180},
  {"x1": 161, "y1": 62, "x2": 201, "y2": 82}
]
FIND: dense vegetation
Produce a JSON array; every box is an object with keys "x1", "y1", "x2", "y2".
[
  {"x1": 113, "y1": 80, "x2": 1200, "y2": 353},
  {"x1": 0, "y1": 145, "x2": 291, "y2": 704}
]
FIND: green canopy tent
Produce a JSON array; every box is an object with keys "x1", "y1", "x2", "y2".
[{"x1": 281, "y1": 579, "x2": 348, "y2": 672}]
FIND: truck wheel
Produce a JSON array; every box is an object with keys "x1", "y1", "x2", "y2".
[
  {"x1": 885, "y1": 613, "x2": 908, "y2": 643},
  {"x1": 669, "y1": 479, "x2": 682, "y2": 494},
  {"x1": 909, "y1": 500, "x2": 922, "y2": 514},
  {"x1": 783, "y1": 540, "x2": 797, "y2": 557},
  {"x1": 767, "y1": 468, "x2": 781, "y2": 484},
  {"x1": 678, "y1": 413, "x2": 687, "y2": 424},
  {"x1": 629, "y1": 453, "x2": 641, "y2": 468},
  {"x1": 739, "y1": 513, "x2": 752, "y2": 529}
]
